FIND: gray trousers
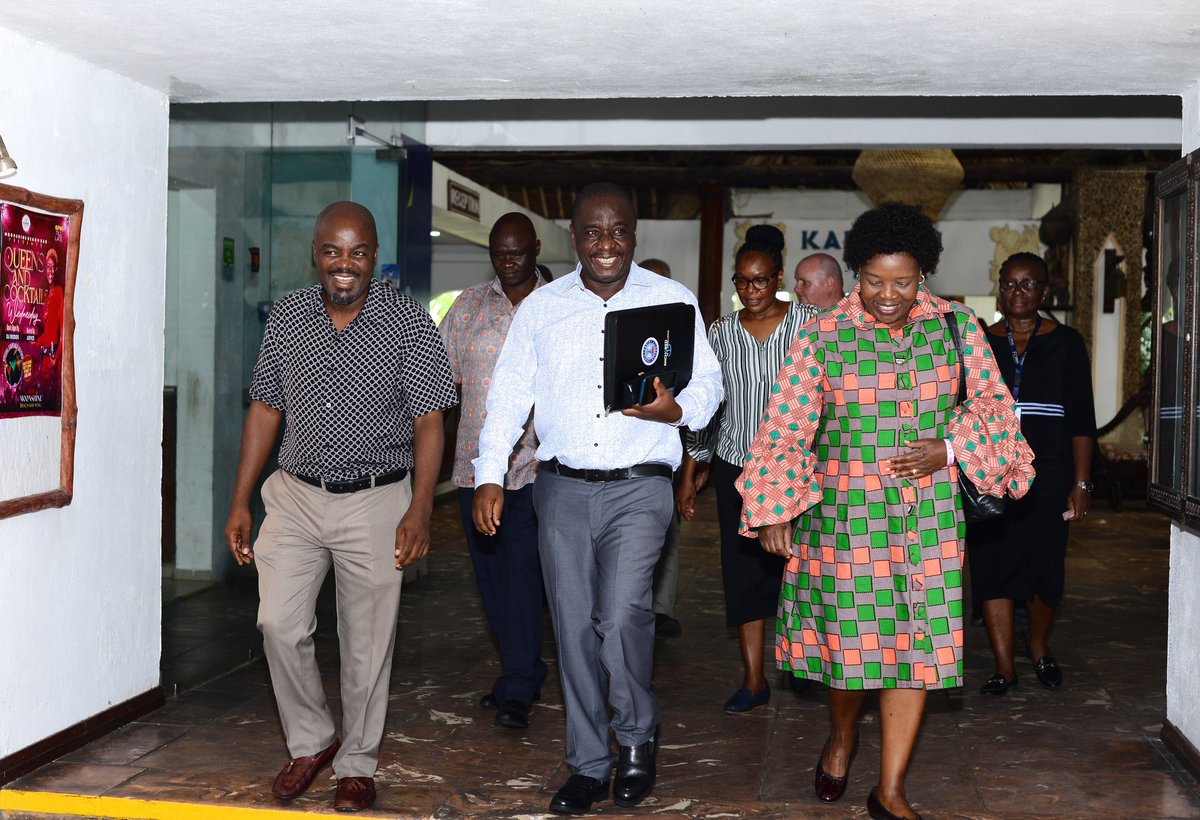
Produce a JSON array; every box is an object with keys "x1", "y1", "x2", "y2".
[
  {"x1": 534, "y1": 470, "x2": 673, "y2": 780},
  {"x1": 255, "y1": 469, "x2": 410, "y2": 778}
]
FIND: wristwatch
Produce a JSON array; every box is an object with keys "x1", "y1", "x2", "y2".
[{"x1": 1074, "y1": 480, "x2": 1094, "y2": 493}]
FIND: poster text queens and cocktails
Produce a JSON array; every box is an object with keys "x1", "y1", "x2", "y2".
[{"x1": 1, "y1": 202, "x2": 68, "y2": 417}]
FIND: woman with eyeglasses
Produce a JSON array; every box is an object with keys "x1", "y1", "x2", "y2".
[
  {"x1": 676, "y1": 224, "x2": 810, "y2": 713},
  {"x1": 738, "y1": 205, "x2": 1034, "y2": 820},
  {"x1": 967, "y1": 252, "x2": 1096, "y2": 696}
]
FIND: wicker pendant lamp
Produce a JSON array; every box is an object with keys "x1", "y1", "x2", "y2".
[{"x1": 851, "y1": 149, "x2": 964, "y2": 222}]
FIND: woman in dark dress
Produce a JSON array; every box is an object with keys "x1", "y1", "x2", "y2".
[{"x1": 968, "y1": 252, "x2": 1097, "y2": 695}]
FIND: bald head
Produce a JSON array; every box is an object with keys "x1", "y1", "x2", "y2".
[
  {"x1": 314, "y1": 201, "x2": 378, "y2": 245},
  {"x1": 793, "y1": 252, "x2": 844, "y2": 310},
  {"x1": 490, "y1": 211, "x2": 536, "y2": 245},
  {"x1": 639, "y1": 258, "x2": 671, "y2": 278}
]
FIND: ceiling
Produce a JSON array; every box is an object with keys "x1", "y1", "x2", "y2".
[{"x1": 3, "y1": 1, "x2": 1199, "y2": 102}]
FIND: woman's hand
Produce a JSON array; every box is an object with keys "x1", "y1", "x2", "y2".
[
  {"x1": 758, "y1": 521, "x2": 793, "y2": 557},
  {"x1": 882, "y1": 438, "x2": 949, "y2": 481},
  {"x1": 1063, "y1": 484, "x2": 1092, "y2": 521}
]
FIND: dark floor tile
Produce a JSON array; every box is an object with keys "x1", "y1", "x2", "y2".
[{"x1": 7, "y1": 498, "x2": 1198, "y2": 819}]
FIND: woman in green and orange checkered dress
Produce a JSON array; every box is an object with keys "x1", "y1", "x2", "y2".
[{"x1": 738, "y1": 204, "x2": 1035, "y2": 820}]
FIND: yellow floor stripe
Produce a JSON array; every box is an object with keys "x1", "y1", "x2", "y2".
[{"x1": 0, "y1": 789, "x2": 315, "y2": 819}]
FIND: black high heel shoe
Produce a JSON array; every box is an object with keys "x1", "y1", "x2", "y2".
[{"x1": 814, "y1": 731, "x2": 857, "y2": 802}]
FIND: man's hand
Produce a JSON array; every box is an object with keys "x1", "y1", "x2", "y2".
[
  {"x1": 758, "y1": 521, "x2": 793, "y2": 557},
  {"x1": 224, "y1": 506, "x2": 255, "y2": 565},
  {"x1": 621, "y1": 377, "x2": 683, "y2": 424},
  {"x1": 394, "y1": 507, "x2": 431, "y2": 570},
  {"x1": 676, "y1": 458, "x2": 711, "y2": 520},
  {"x1": 472, "y1": 483, "x2": 505, "y2": 536}
]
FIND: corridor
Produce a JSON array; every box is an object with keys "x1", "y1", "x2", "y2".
[{"x1": 1, "y1": 494, "x2": 1197, "y2": 819}]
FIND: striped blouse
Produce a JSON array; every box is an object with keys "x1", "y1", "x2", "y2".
[{"x1": 687, "y1": 301, "x2": 810, "y2": 466}]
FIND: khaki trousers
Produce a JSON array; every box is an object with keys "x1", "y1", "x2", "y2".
[{"x1": 255, "y1": 469, "x2": 409, "y2": 778}]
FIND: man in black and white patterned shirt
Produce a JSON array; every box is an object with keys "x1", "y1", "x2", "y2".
[{"x1": 224, "y1": 201, "x2": 456, "y2": 813}]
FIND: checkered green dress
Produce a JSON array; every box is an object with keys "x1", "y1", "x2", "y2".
[{"x1": 739, "y1": 287, "x2": 1034, "y2": 691}]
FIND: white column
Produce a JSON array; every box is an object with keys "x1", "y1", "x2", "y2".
[{"x1": 1166, "y1": 79, "x2": 1200, "y2": 750}]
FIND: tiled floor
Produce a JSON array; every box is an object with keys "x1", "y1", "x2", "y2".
[{"x1": 3, "y1": 493, "x2": 1199, "y2": 818}]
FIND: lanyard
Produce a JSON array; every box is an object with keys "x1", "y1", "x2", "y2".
[{"x1": 1004, "y1": 315, "x2": 1041, "y2": 401}]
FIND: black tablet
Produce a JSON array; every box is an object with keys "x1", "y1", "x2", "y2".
[{"x1": 603, "y1": 302, "x2": 695, "y2": 412}]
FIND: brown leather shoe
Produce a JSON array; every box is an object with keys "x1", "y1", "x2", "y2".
[
  {"x1": 271, "y1": 738, "x2": 340, "y2": 799},
  {"x1": 334, "y1": 776, "x2": 376, "y2": 812}
]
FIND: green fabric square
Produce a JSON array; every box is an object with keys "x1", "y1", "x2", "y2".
[
  {"x1": 854, "y1": 576, "x2": 873, "y2": 593},
  {"x1": 930, "y1": 617, "x2": 950, "y2": 636},
  {"x1": 856, "y1": 604, "x2": 876, "y2": 622},
  {"x1": 864, "y1": 662, "x2": 883, "y2": 680},
  {"x1": 878, "y1": 618, "x2": 896, "y2": 636},
  {"x1": 839, "y1": 620, "x2": 858, "y2": 637},
  {"x1": 875, "y1": 589, "x2": 894, "y2": 608},
  {"x1": 878, "y1": 401, "x2": 897, "y2": 418},
  {"x1": 870, "y1": 530, "x2": 888, "y2": 548},
  {"x1": 927, "y1": 588, "x2": 946, "y2": 606}
]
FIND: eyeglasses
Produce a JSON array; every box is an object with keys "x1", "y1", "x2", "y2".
[
  {"x1": 998, "y1": 279, "x2": 1046, "y2": 293},
  {"x1": 731, "y1": 275, "x2": 776, "y2": 292}
]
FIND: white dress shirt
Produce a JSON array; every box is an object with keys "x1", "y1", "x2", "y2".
[{"x1": 473, "y1": 262, "x2": 723, "y2": 487}]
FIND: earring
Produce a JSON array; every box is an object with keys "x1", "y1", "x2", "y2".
[{"x1": 919, "y1": 274, "x2": 926, "y2": 284}]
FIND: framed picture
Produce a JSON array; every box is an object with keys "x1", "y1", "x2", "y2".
[{"x1": 0, "y1": 182, "x2": 83, "y2": 519}]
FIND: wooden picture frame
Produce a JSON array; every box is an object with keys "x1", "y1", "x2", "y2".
[{"x1": 0, "y1": 183, "x2": 82, "y2": 519}]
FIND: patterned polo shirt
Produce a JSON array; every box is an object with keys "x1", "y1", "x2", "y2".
[
  {"x1": 440, "y1": 274, "x2": 545, "y2": 490},
  {"x1": 250, "y1": 279, "x2": 457, "y2": 481}
]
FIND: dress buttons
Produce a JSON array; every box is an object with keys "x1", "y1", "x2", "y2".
[{"x1": 594, "y1": 443, "x2": 599, "y2": 447}]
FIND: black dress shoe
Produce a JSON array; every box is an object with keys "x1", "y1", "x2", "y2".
[
  {"x1": 1032, "y1": 656, "x2": 1062, "y2": 688},
  {"x1": 867, "y1": 787, "x2": 923, "y2": 820},
  {"x1": 814, "y1": 732, "x2": 857, "y2": 802},
  {"x1": 495, "y1": 699, "x2": 530, "y2": 729},
  {"x1": 613, "y1": 735, "x2": 657, "y2": 807},
  {"x1": 549, "y1": 774, "x2": 610, "y2": 815},
  {"x1": 979, "y1": 672, "x2": 1018, "y2": 696},
  {"x1": 655, "y1": 612, "x2": 682, "y2": 638},
  {"x1": 480, "y1": 693, "x2": 498, "y2": 709}
]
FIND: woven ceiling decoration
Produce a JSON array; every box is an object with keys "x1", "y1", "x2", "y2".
[{"x1": 851, "y1": 149, "x2": 965, "y2": 221}]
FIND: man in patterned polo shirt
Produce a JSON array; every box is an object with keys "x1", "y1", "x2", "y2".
[
  {"x1": 441, "y1": 212, "x2": 547, "y2": 731},
  {"x1": 223, "y1": 201, "x2": 456, "y2": 812}
]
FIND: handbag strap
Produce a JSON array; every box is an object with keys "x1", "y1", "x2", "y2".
[{"x1": 943, "y1": 311, "x2": 966, "y2": 407}]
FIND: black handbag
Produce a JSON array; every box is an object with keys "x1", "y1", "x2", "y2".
[{"x1": 943, "y1": 311, "x2": 1007, "y2": 522}]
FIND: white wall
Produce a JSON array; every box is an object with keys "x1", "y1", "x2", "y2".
[
  {"x1": 0, "y1": 27, "x2": 168, "y2": 757},
  {"x1": 1166, "y1": 79, "x2": 1200, "y2": 754}
]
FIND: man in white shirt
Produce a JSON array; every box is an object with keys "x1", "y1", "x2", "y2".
[
  {"x1": 472, "y1": 184, "x2": 722, "y2": 815},
  {"x1": 793, "y1": 251, "x2": 846, "y2": 321}
]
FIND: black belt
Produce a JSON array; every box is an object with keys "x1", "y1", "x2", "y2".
[
  {"x1": 291, "y1": 468, "x2": 408, "y2": 494},
  {"x1": 542, "y1": 459, "x2": 672, "y2": 483}
]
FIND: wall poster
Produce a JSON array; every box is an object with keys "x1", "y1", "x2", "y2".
[{"x1": 0, "y1": 183, "x2": 83, "y2": 519}]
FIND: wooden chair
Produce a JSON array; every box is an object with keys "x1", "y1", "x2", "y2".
[{"x1": 1092, "y1": 387, "x2": 1150, "y2": 511}]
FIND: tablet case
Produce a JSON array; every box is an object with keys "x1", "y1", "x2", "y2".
[{"x1": 602, "y1": 302, "x2": 695, "y2": 412}]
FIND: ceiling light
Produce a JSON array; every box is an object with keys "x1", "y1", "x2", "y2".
[
  {"x1": 429, "y1": 230, "x2": 441, "y2": 237},
  {"x1": 0, "y1": 135, "x2": 17, "y2": 179}
]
